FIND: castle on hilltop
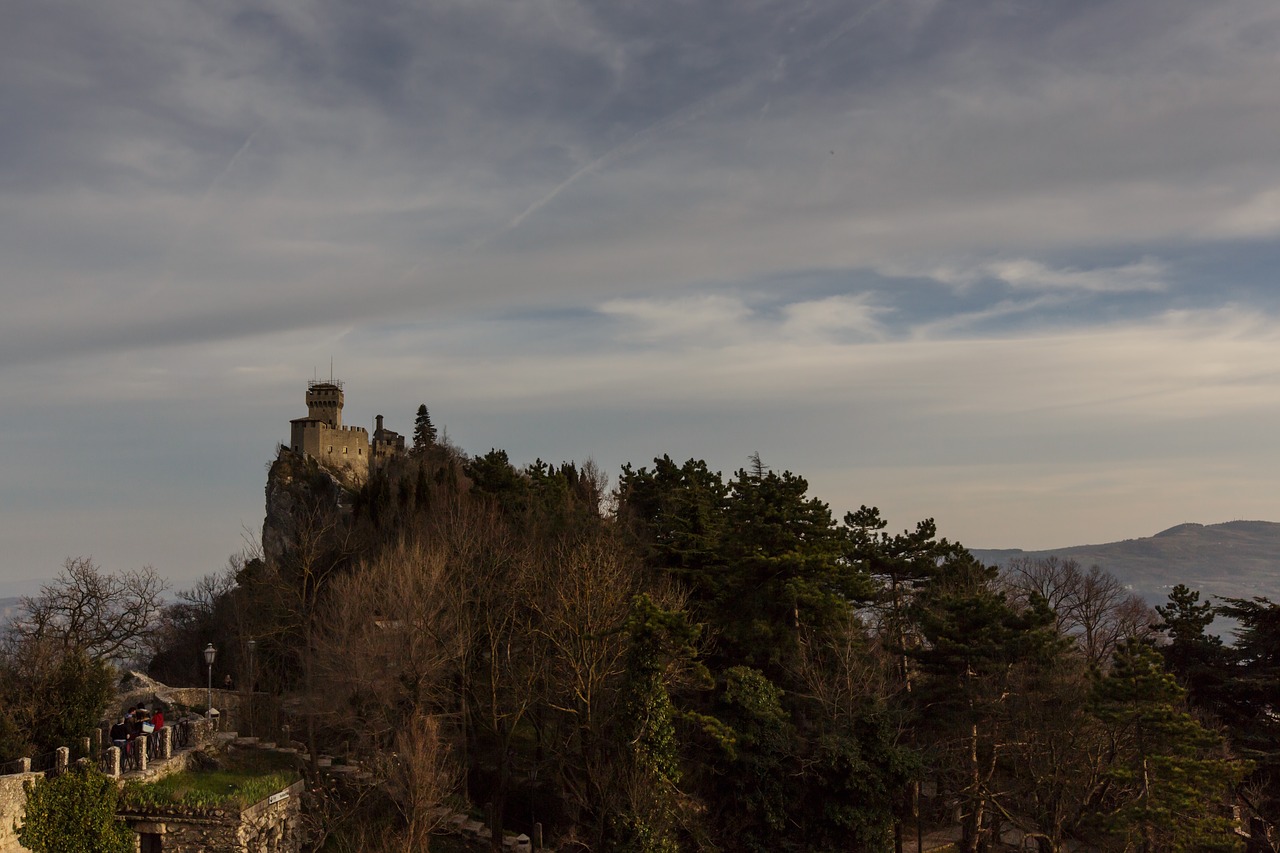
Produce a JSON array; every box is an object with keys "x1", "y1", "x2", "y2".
[{"x1": 288, "y1": 380, "x2": 405, "y2": 479}]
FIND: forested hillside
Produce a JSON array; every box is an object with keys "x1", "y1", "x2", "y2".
[{"x1": 4, "y1": 433, "x2": 1277, "y2": 852}]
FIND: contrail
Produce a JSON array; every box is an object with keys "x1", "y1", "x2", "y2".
[
  {"x1": 481, "y1": 0, "x2": 893, "y2": 245},
  {"x1": 145, "y1": 129, "x2": 260, "y2": 298},
  {"x1": 204, "y1": 130, "x2": 258, "y2": 201}
]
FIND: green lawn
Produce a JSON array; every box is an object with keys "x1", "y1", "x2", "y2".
[{"x1": 121, "y1": 750, "x2": 299, "y2": 811}]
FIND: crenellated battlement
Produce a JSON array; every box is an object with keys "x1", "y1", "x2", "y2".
[{"x1": 292, "y1": 421, "x2": 368, "y2": 437}]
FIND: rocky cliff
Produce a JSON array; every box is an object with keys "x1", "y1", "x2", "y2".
[{"x1": 261, "y1": 448, "x2": 355, "y2": 568}]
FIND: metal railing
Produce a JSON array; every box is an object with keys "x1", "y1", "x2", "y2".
[
  {"x1": 172, "y1": 719, "x2": 195, "y2": 751},
  {"x1": 120, "y1": 739, "x2": 142, "y2": 774},
  {"x1": 29, "y1": 751, "x2": 59, "y2": 773}
]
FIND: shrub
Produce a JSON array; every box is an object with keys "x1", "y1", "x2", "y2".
[{"x1": 17, "y1": 765, "x2": 133, "y2": 853}]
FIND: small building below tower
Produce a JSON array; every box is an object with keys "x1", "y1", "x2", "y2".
[{"x1": 372, "y1": 414, "x2": 406, "y2": 466}]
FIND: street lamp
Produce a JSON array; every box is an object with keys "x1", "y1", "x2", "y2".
[
  {"x1": 203, "y1": 643, "x2": 216, "y2": 717},
  {"x1": 246, "y1": 639, "x2": 257, "y2": 737}
]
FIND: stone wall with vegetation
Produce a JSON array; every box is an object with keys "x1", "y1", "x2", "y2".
[
  {"x1": 0, "y1": 771, "x2": 41, "y2": 853},
  {"x1": 120, "y1": 778, "x2": 304, "y2": 853}
]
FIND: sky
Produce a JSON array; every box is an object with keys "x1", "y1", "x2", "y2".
[{"x1": 4, "y1": 0, "x2": 1280, "y2": 595}]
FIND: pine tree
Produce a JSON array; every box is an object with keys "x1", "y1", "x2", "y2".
[
  {"x1": 1154, "y1": 584, "x2": 1228, "y2": 708},
  {"x1": 412, "y1": 404, "x2": 437, "y2": 451},
  {"x1": 1090, "y1": 640, "x2": 1247, "y2": 853}
]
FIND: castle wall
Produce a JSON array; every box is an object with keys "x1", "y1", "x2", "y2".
[
  {"x1": 288, "y1": 382, "x2": 410, "y2": 480},
  {"x1": 289, "y1": 421, "x2": 369, "y2": 480}
]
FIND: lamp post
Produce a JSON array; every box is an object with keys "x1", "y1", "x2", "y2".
[
  {"x1": 203, "y1": 643, "x2": 216, "y2": 717},
  {"x1": 246, "y1": 639, "x2": 256, "y2": 737}
]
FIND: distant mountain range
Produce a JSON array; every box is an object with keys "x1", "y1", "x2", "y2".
[{"x1": 972, "y1": 521, "x2": 1280, "y2": 606}]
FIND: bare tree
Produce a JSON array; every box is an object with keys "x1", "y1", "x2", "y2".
[
  {"x1": 459, "y1": 521, "x2": 543, "y2": 851},
  {"x1": 313, "y1": 537, "x2": 462, "y2": 747},
  {"x1": 793, "y1": 610, "x2": 896, "y2": 725},
  {"x1": 531, "y1": 533, "x2": 643, "y2": 840},
  {"x1": 262, "y1": 487, "x2": 358, "y2": 767},
  {"x1": 9, "y1": 557, "x2": 167, "y2": 665},
  {"x1": 380, "y1": 713, "x2": 459, "y2": 851},
  {"x1": 991, "y1": 654, "x2": 1116, "y2": 853},
  {"x1": 146, "y1": 562, "x2": 243, "y2": 686},
  {"x1": 1004, "y1": 558, "x2": 1155, "y2": 669}
]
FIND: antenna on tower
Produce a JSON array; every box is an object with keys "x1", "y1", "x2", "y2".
[{"x1": 329, "y1": 358, "x2": 333, "y2": 382}]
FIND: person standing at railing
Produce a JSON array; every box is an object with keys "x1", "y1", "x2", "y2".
[
  {"x1": 129, "y1": 706, "x2": 150, "y2": 757},
  {"x1": 110, "y1": 717, "x2": 129, "y2": 749},
  {"x1": 128, "y1": 706, "x2": 142, "y2": 738}
]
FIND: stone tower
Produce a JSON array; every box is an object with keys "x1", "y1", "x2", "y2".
[{"x1": 306, "y1": 381, "x2": 344, "y2": 428}]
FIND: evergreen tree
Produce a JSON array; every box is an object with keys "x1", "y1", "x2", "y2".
[
  {"x1": 616, "y1": 455, "x2": 729, "y2": 582},
  {"x1": 845, "y1": 506, "x2": 972, "y2": 687},
  {"x1": 705, "y1": 666, "x2": 795, "y2": 852},
  {"x1": 1213, "y1": 596, "x2": 1280, "y2": 827},
  {"x1": 1090, "y1": 640, "x2": 1246, "y2": 853},
  {"x1": 610, "y1": 594, "x2": 703, "y2": 853},
  {"x1": 910, "y1": 570, "x2": 1063, "y2": 853},
  {"x1": 412, "y1": 403, "x2": 437, "y2": 451},
  {"x1": 1154, "y1": 584, "x2": 1228, "y2": 708},
  {"x1": 714, "y1": 459, "x2": 874, "y2": 676},
  {"x1": 40, "y1": 650, "x2": 115, "y2": 755}
]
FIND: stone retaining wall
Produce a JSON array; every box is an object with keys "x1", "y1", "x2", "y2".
[
  {"x1": 0, "y1": 772, "x2": 42, "y2": 853},
  {"x1": 119, "y1": 778, "x2": 305, "y2": 853}
]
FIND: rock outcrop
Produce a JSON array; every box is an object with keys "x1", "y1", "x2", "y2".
[{"x1": 261, "y1": 447, "x2": 354, "y2": 568}]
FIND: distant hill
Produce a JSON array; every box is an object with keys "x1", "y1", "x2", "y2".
[
  {"x1": 0, "y1": 597, "x2": 22, "y2": 629},
  {"x1": 972, "y1": 521, "x2": 1280, "y2": 606}
]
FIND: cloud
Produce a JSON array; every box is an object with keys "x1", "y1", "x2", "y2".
[
  {"x1": 780, "y1": 294, "x2": 887, "y2": 341},
  {"x1": 3, "y1": 0, "x2": 1279, "y2": 377},
  {"x1": 7, "y1": 0, "x2": 1280, "y2": 584},
  {"x1": 597, "y1": 295, "x2": 754, "y2": 345},
  {"x1": 1206, "y1": 186, "x2": 1280, "y2": 239},
  {"x1": 923, "y1": 258, "x2": 1167, "y2": 293},
  {"x1": 986, "y1": 259, "x2": 1166, "y2": 292}
]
